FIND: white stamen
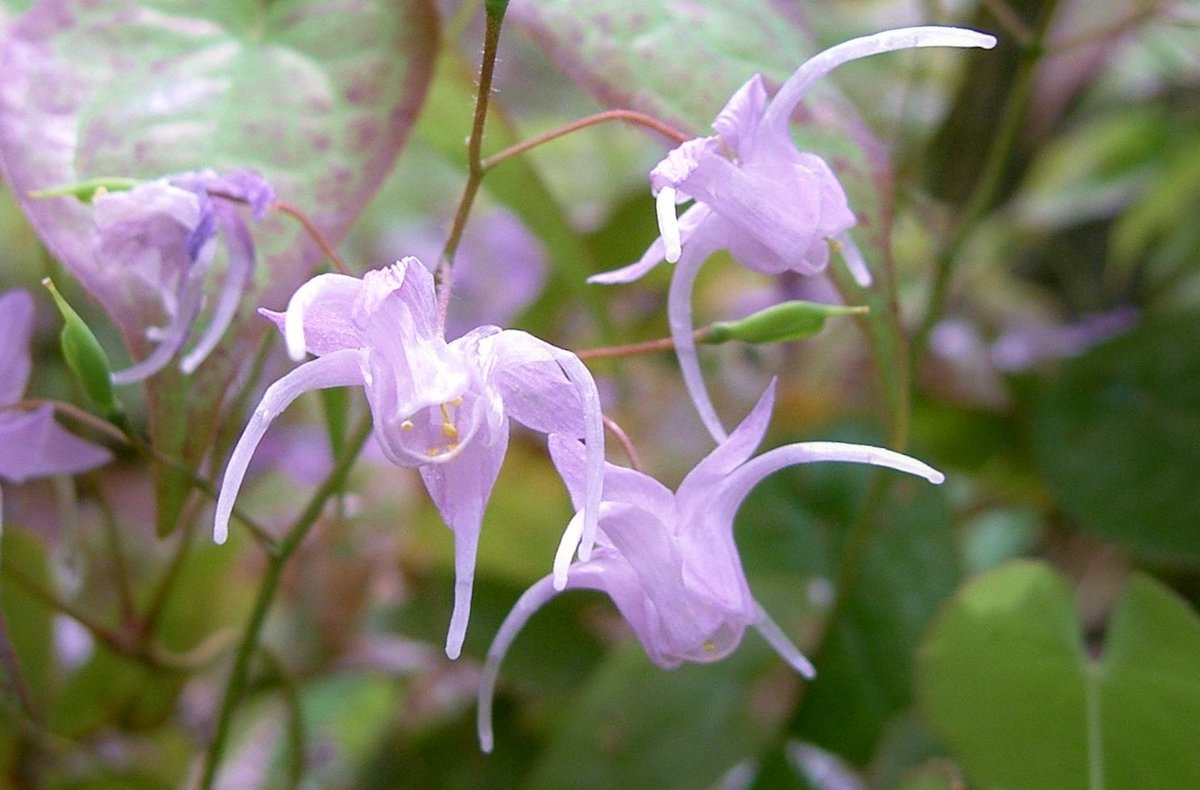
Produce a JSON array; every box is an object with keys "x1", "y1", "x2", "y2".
[
  {"x1": 754, "y1": 603, "x2": 816, "y2": 679},
  {"x1": 656, "y1": 186, "x2": 682, "y2": 263},
  {"x1": 835, "y1": 232, "x2": 873, "y2": 288},
  {"x1": 552, "y1": 509, "x2": 586, "y2": 590}
]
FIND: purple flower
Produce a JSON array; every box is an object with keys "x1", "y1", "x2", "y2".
[
  {"x1": 0, "y1": 289, "x2": 111, "y2": 527},
  {"x1": 93, "y1": 169, "x2": 275, "y2": 383},
  {"x1": 213, "y1": 257, "x2": 605, "y2": 659},
  {"x1": 592, "y1": 27, "x2": 997, "y2": 442},
  {"x1": 476, "y1": 380, "x2": 944, "y2": 751}
]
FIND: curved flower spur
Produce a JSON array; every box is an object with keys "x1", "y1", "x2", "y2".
[
  {"x1": 477, "y1": 380, "x2": 945, "y2": 752},
  {"x1": 591, "y1": 27, "x2": 998, "y2": 442},
  {"x1": 213, "y1": 257, "x2": 605, "y2": 659}
]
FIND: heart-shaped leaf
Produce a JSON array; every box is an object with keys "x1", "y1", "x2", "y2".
[
  {"x1": 918, "y1": 560, "x2": 1200, "y2": 789},
  {"x1": 0, "y1": 0, "x2": 437, "y2": 532}
]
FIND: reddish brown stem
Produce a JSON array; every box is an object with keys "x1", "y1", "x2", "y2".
[{"x1": 480, "y1": 109, "x2": 691, "y2": 171}]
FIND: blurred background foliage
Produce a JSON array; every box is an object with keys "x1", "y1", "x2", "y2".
[{"x1": 0, "y1": 0, "x2": 1199, "y2": 787}]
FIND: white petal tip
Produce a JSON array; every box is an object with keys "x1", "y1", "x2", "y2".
[
  {"x1": 552, "y1": 572, "x2": 568, "y2": 592},
  {"x1": 445, "y1": 643, "x2": 462, "y2": 660},
  {"x1": 929, "y1": 471, "x2": 946, "y2": 485},
  {"x1": 480, "y1": 734, "x2": 494, "y2": 754},
  {"x1": 213, "y1": 525, "x2": 228, "y2": 545}
]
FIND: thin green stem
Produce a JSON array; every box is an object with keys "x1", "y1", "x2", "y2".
[
  {"x1": 909, "y1": 0, "x2": 1060, "y2": 374},
  {"x1": 436, "y1": 2, "x2": 507, "y2": 328},
  {"x1": 259, "y1": 648, "x2": 307, "y2": 788},
  {"x1": 0, "y1": 601, "x2": 39, "y2": 723},
  {"x1": 200, "y1": 414, "x2": 372, "y2": 789},
  {"x1": 480, "y1": 109, "x2": 689, "y2": 171}
]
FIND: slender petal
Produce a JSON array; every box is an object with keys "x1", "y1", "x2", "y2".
[
  {"x1": 753, "y1": 603, "x2": 816, "y2": 678},
  {"x1": 763, "y1": 27, "x2": 998, "y2": 137},
  {"x1": 213, "y1": 349, "x2": 364, "y2": 544},
  {"x1": 179, "y1": 206, "x2": 255, "y2": 374},
  {"x1": 668, "y1": 238, "x2": 728, "y2": 442},
  {"x1": 836, "y1": 232, "x2": 872, "y2": 288},
  {"x1": 676, "y1": 380, "x2": 775, "y2": 508},
  {"x1": 419, "y1": 416, "x2": 509, "y2": 659},
  {"x1": 477, "y1": 574, "x2": 562, "y2": 752}
]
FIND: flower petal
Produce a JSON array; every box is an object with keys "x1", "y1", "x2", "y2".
[
  {"x1": 0, "y1": 406, "x2": 111, "y2": 484},
  {"x1": 487, "y1": 330, "x2": 606, "y2": 563},
  {"x1": 179, "y1": 204, "x2": 255, "y2": 374},
  {"x1": 711, "y1": 74, "x2": 768, "y2": 156},
  {"x1": 835, "y1": 231, "x2": 872, "y2": 287},
  {"x1": 676, "y1": 379, "x2": 776, "y2": 506},
  {"x1": 419, "y1": 416, "x2": 509, "y2": 659},
  {"x1": 720, "y1": 440, "x2": 945, "y2": 521},
  {"x1": 213, "y1": 349, "x2": 364, "y2": 544},
  {"x1": 763, "y1": 27, "x2": 998, "y2": 137},
  {"x1": 753, "y1": 602, "x2": 816, "y2": 678},
  {"x1": 0, "y1": 290, "x2": 34, "y2": 405},
  {"x1": 111, "y1": 235, "x2": 213, "y2": 384},
  {"x1": 281, "y1": 272, "x2": 364, "y2": 361},
  {"x1": 667, "y1": 236, "x2": 730, "y2": 442}
]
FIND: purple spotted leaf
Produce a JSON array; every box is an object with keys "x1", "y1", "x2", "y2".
[{"x1": 0, "y1": 0, "x2": 437, "y2": 533}]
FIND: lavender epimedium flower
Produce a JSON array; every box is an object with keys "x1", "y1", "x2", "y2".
[
  {"x1": 477, "y1": 380, "x2": 944, "y2": 752},
  {"x1": 0, "y1": 289, "x2": 111, "y2": 533},
  {"x1": 213, "y1": 257, "x2": 605, "y2": 659},
  {"x1": 93, "y1": 169, "x2": 275, "y2": 384},
  {"x1": 592, "y1": 27, "x2": 998, "y2": 443}
]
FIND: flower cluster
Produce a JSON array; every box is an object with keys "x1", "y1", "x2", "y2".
[{"x1": 202, "y1": 24, "x2": 994, "y2": 752}]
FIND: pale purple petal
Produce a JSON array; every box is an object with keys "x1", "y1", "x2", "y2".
[
  {"x1": 711, "y1": 74, "x2": 768, "y2": 156},
  {"x1": 836, "y1": 231, "x2": 872, "y2": 287},
  {"x1": 0, "y1": 290, "x2": 34, "y2": 404},
  {"x1": 213, "y1": 349, "x2": 365, "y2": 544},
  {"x1": 111, "y1": 236, "x2": 213, "y2": 384},
  {"x1": 181, "y1": 168, "x2": 276, "y2": 220},
  {"x1": 0, "y1": 405, "x2": 110, "y2": 484},
  {"x1": 279, "y1": 272, "x2": 364, "y2": 360},
  {"x1": 720, "y1": 440, "x2": 945, "y2": 518},
  {"x1": 763, "y1": 27, "x2": 998, "y2": 138},
  {"x1": 487, "y1": 330, "x2": 606, "y2": 563},
  {"x1": 179, "y1": 205, "x2": 254, "y2": 374},
  {"x1": 547, "y1": 435, "x2": 673, "y2": 519},
  {"x1": 419, "y1": 417, "x2": 509, "y2": 659},
  {"x1": 667, "y1": 239, "x2": 729, "y2": 442},
  {"x1": 753, "y1": 603, "x2": 815, "y2": 678},
  {"x1": 676, "y1": 380, "x2": 776, "y2": 505},
  {"x1": 357, "y1": 257, "x2": 439, "y2": 341},
  {"x1": 477, "y1": 574, "x2": 562, "y2": 752}
]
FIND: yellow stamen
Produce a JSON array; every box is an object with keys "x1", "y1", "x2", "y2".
[
  {"x1": 703, "y1": 640, "x2": 716, "y2": 653},
  {"x1": 401, "y1": 419, "x2": 414, "y2": 432},
  {"x1": 439, "y1": 402, "x2": 459, "y2": 442}
]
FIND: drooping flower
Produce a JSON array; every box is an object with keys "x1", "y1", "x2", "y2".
[
  {"x1": 591, "y1": 27, "x2": 998, "y2": 442},
  {"x1": 476, "y1": 380, "x2": 944, "y2": 751},
  {"x1": 92, "y1": 169, "x2": 275, "y2": 383},
  {"x1": 0, "y1": 289, "x2": 111, "y2": 534},
  {"x1": 213, "y1": 257, "x2": 605, "y2": 659}
]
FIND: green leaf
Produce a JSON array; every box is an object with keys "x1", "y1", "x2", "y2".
[
  {"x1": 1030, "y1": 312, "x2": 1200, "y2": 558},
  {"x1": 918, "y1": 561, "x2": 1200, "y2": 789}
]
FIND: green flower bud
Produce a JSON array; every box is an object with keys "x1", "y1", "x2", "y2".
[
  {"x1": 704, "y1": 300, "x2": 867, "y2": 345},
  {"x1": 42, "y1": 278, "x2": 123, "y2": 419}
]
